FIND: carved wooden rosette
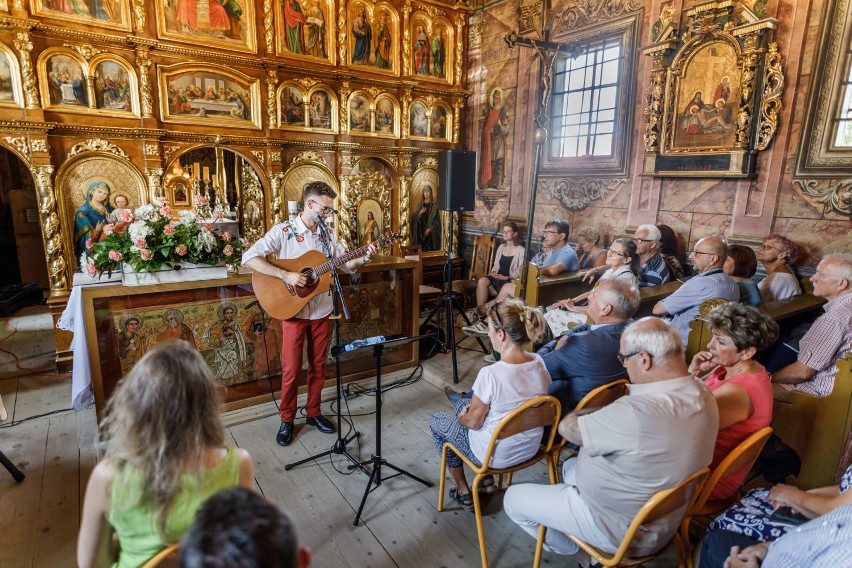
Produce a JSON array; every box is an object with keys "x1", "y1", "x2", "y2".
[
  {"x1": 136, "y1": 48, "x2": 154, "y2": 118},
  {"x1": 338, "y1": 169, "x2": 392, "y2": 251},
  {"x1": 755, "y1": 42, "x2": 783, "y2": 151},
  {"x1": 32, "y1": 165, "x2": 69, "y2": 293},
  {"x1": 13, "y1": 30, "x2": 40, "y2": 110}
]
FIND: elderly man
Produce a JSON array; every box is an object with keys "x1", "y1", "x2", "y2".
[
  {"x1": 463, "y1": 219, "x2": 578, "y2": 337},
  {"x1": 757, "y1": 234, "x2": 802, "y2": 302},
  {"x1": 504, "y1": 318, "x2": 718, "y2": 558},
  {"x1": 653, "y1": 236, "x2": 738, "y2": 346},
  {"x1": 771, "y1": 252, "x2": 852, "y2": 396},
  {"x1": 633, "y1": 224, "x2": 671, "y2": 287},
  {"x1": 538, "y1": 280, "x2": 639, "y2": 415}
]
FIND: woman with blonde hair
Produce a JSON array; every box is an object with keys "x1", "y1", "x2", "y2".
[
  {"x1": 575, "y1": 227, "x2": 607, "y2": 271},
  {"x1": 77, "y1": 340, "x2": 254, "y2": 568},
  {"x1": 430, "y1": 298, "x2": 551, "y2": 509}
]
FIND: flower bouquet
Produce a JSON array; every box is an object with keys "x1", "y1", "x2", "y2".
[{"x1": 81, "y1": 196, "x2": 244, "y2": 285}]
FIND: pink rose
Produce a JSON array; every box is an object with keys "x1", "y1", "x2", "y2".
[
  {"x1": 215, "y1": 210, "x2": 224, "y2": 220},
  {"x1": 135, "y1": 238, "x2": 147, "y2": 249},
  {"x1": 85, "y1": 238, "x2": 93, "y2": 249},
  {"x1": 140, "y1": 249, "x2": 153, "y2": 260},
  {"x1": 176, "y1": 244, "x2": 188, "y2": 256},
  {"x1": 155, "y1": 196, "x2": 168, "y2": 206},
  {"x1": 222, "y1": 231, "x2": 232, "y2": 242},
  {"x1": 159, "y1": 206, "x2": 172, "y2": 216},
  {"x1": 85, "y1": 263, "x2": 98, "y2": 275},
  {"x1": 108, "y1": 250, "x2": 122, "y2": 261},
  {"x1": 193, "y1": 194, "x2": 206, "y2": 206},
  {"x1": 223, "y1": 244, "x2": 234, "y2": 256},
  {"x1": 120, "y1": 209, "x2": 134, "y2": 223},
  {"x1": 203, "y1": 223, "x2": 214, "y2": 231},
  {"x1": 164, "y1": 224, "x2": 176, "y2": 235}
]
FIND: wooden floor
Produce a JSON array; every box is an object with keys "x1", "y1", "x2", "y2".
[{"x1": 0, "y1": 307, "x2": 679, "y2": 567}]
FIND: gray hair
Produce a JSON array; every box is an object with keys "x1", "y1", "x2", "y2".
[
  {"x1": 706, "y1": 303, "x2": 779, "y2": 354},
  {"x1": 824, "y1": 252, "x2": 852, "y2": 283},
  {"x1": 622, "y1": 317, "x2": 683, "y2": 360},
  {"x1": 636, "y1": 224, "x2": 662, "y2": 243},
  {"x1": 596, "y1": 280, "x2": 640, "y2": 319}
]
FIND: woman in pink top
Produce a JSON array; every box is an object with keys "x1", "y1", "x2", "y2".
[{"x1": 689, "y1": 303, "x2": 780, "y2": 500}]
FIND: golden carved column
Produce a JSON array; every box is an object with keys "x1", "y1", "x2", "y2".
[
  {"x1": 32, "y1": 166, "x2": 69, "y2": 296},
  {"x1": 401, "y1": 87, "x2": 412, "y2": 138},
  {"x1": 643, "y1": 52, "x2": 667, "y2": 152},
  {"x1": 337, "y1": 3, "x2": 347, "y2": 65},
  {"x1": 266, "y1": 69, "x2": 278, "y2": 129},
  {"x1": 145, "y1": 168, "x2": 164, "y2": 201},
  {"x1": 454, "y1": 14, "x2": 465, "y2": 86},
  {"x1": 452, "y1": 96, "x2": 464, "y2": 144},
  {"x1": 338, "y1": 81, "x2": 350, "y2": 134},
  {"x1": 734, "y1": 33, "x2": 763, "y2": 149},
  {"x1": 269, "y1": 172, "x2": 285, "y2": 225},
  {"x1": 402, "y1": 1, "x2": 412, "y2": 76},
  {"x1": 14, "y1": 30, "x2": 40, "y2": 110},
  {"x1": 136, "y1": 47, "x2": 155, "y2": 118}
]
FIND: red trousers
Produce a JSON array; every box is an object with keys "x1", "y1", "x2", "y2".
[{"x1": 279, "y1": 317, "x2": 330, "y2": 422}]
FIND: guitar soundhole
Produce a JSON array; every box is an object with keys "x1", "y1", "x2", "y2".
[{"x1": 296, "y1": 269, "x2": 318, "y2": 298}]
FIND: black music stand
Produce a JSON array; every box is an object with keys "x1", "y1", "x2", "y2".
[
  {"x1": 1, "y1": 450, "x2": 25, "y2": 483},
  {"x1": 348, "y1": 334, "x2": 433, "y2": 526}
]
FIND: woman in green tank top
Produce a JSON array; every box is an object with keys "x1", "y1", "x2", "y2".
[{"x1": 77, "y1": 340, "x2": 255, "y2": 568}]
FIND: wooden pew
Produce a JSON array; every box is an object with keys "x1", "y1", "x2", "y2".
[{"x1": 772, "y1": 354, "x2": 852, "y2": 488}]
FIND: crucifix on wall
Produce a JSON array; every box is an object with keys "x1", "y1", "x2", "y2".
[{"x1": 504, "y1": 0, "x2": 577, "y2": 299}]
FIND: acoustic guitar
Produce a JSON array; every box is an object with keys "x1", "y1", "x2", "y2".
[{"x1": 251, "y1": 232, "x2": 402, "y2": 321}]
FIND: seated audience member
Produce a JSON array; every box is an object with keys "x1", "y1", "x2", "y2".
[
  {"x1": 467, "y1": 222, "x2": 525, "y2": 322},
  {"x1": 718, "y1": 504, "x2": 852, "y2": 568},
  {"x1": 653, "y1": 236, "x2": 739, "y2": 346},
  {"x1": 633, "y1": 224, "x2": 672, "y2": 287},
  {"x1": 430, "y1": 299, "x2": 550, "y2": 510},
  {"x1": 538, "y1": 280, "x2": 639, "y2": 415},
  {"x1": 770, "y1": 252, "x2": 852, "y2": 396},
  {"x1": 757, "y1": 234, "x2": 802, "y2": 302},
  {"x1": 558, "y1": 238, "x2": 640, "y2": 311},
  {"x1": 77, "y1": 340, "x2": 255, "y2": 568},
  {"x1": 575, "y1": 228, "x2": 608, "y2": 271},
  {"x1": 658, "y1": 224, "x2": 687, "y2": 279},
  {"x1": 180, "y1": 487, "x2": 311, "y2": 568},
  {"x1": 688, "y1": 303, "x2": 779, "y2": 500},
  {"x1": 463, "y1": 219, "x2": 577, "y2": 337},
  {"x1": 698, "y1": 460, "x2": 852, "y2": 567},
  {"x1": 724, "y1": 244, "x2": 762, "y2": 306},
  {"x1": 504, "y1": 318, "x2": 718, "y2": 558}
]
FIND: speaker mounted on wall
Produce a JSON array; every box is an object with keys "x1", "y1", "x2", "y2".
[{"x1": 437, "y1": 150, "x2": 477, "y2": 212}]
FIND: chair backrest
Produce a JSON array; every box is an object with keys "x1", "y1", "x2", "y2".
[
  {"x1": 605, "y1": 467, "x2": 710, "y2": 563},
  {"x1": 401, "y1": 244, "x2": 422, "y2": 260},
  {"x1": 469, "y1": 234, "x2": 496, "y2": 280},
  {"x1": 141, "y1": 543, "x2": 180, "y2": 568},
  {"x1": 691, "y1": 426, "x2": 773, "y2": 513},
  {"x1": 574, "y1": 379, "x2": 629, "y2": 412},
  {"x1": 480, "y1": 395, "x2": 561, "y2": 466}
]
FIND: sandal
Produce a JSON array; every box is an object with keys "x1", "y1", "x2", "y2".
[
  {"x1": 444, "y1": 386, "x2": 467, "y2": 406},
  {"x1": 449, "y1": 487, "x2": 474, "y2": 511},
  {"x1": 476, "y1": 476, "x2": 498, "y2": 495}
]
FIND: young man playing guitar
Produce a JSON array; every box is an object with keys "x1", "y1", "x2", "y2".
[{"x1": 242, "y1": 181, "x2": 380, "y2": 446}]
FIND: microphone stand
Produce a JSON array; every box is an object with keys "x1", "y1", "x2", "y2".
[{"x1": 285, "y1": 214, "x2": 365, "y2": 473}]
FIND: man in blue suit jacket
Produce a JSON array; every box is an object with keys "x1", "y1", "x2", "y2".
[{"x1": 538, "y1": 280, "x2": 639, "y2": 415}]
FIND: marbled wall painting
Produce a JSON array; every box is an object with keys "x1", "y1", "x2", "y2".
[{"x1": 157, "y1": 0, "x2": 257, "y2": 53}]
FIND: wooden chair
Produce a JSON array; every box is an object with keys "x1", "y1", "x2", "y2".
[
  {"x1": 533, "y1": 467, "x2": 710, "y2": 568},
  {"x1": 401, "y1": 244, "x2": 443, "y2": 306},
  {"x1": 141, "y1": 543, "x2": 180, "y2": 568},
  {"x1": 437, "y1": 395, "x2": 561, "y2": 568},
  {"x1": 679, "y1": 426, "x2": 773, "y2": 567},
  {"x1": 452, "y1": 234, "x2": 495, "y2": 309},
  {"x1": 685, "y1": 297, "x2": 731, "y2": 364},
  {"x1": 547, "y1": 379, "x2": 630, "y2": 482}
]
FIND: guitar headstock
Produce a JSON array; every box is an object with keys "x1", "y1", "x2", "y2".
[{"x1": 378, "y1": 232, "x2": 402, "y2": 245}]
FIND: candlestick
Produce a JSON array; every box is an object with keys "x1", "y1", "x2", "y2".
[
  {"x1": 193, "y1": 162, "x2": 200, "y2": 178},
  {"x1": 202, "y1": 166, "x2": 210, "y2": 180}
]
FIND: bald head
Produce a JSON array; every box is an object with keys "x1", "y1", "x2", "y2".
[
  {"x1": 691, "y1": 236, "x2": 728, "y2": 273},
  {"x1": 620, "y1": 317, "x2": 688, "y2": 383}
]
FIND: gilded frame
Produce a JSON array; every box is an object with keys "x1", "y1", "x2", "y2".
[
  {"x1": 373, "y1": 93, "x2": 400, "y2": 139},
  {"x1": 641, "y1": 2, "x2": 783, "y2": 177},
  {"x1": 275, "y1": 0, "x2": 337, "y2": 65},
  {"x1": 408, "y1": 11, "x2": 454, "y2": 84},
  {"x1": 338, "y1": 157, "x2": 394, "y2": 251},
  {"x1": 155, "y1": 0, "x2": 257, "y2": 53},
  {"x1": 165, "y1": 176, "x2": 194, "y2": 207},
  {"x1": 30, "y1": 0, "x2": 132, "y2": 31},
  {"x1": 280, "y1": 152, "x2": 339, "y2": 237},
  {"x1": 89, "y1": 54, "x2": 141, "y2": 117},
  {"x1": 277, "y1": 81, "x2": 309, "y2": 129},
  {"x1": 0, "y1": 42, "x2": 24, "y2": 109},
  {"x1": 348, "y1": 0, "x2": 400, "y2": 76},
  {"x1": 158, "y1": 64, "x2": 262, "y2": 130},
  {"x1": 408, "y1": 160, "x2": 446, "y2": 256},
  {"x1": 306, "y1": 84, "x2": 338, "y2": 133}
]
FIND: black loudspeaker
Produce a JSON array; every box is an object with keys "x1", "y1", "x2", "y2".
[{"x1": 437, "y1": 150, "x2": 477, "y2": 211}]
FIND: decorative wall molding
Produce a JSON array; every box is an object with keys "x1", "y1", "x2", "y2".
[
  {"x1": 68, "y1": 139, "x2": 129, "y2": 160},
  {"x1": 554, "y1": 0, "x2": 642, "y2": 35},
  {"x1": 64, "y1": 43, "x2": 103, "y2": 60},
  {"x1": 4, "y1": 136, "x2": 30, "y2": 162},
  {"x1": 163, "y1": 145, "x2": 181, "y2": 164},
  {"x1": 547, "y1": 177, "x2": 626, "y2": 211},
  {"x1": 144, "y1": 143, "x2": 160, "y2": 157},
  {"x1": 794, "y1": 179, "x2": 852, "y2": 216},
  {"x1": 30, "y1": 139, "x2": 49, "y2": 153},
  {"x1": 292, "y1": 151, "x2": 326, "y2": 165}
]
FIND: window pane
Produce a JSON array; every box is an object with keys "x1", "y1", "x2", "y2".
[
  {"x1": 593, "y1": 134, "x2": 613, "y2": 156},
  {"x1": 834, "y1": 60, "x2": 852, "y2": 147}
]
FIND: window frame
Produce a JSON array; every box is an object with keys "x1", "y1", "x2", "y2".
[
  {"x1": 795, "y1": 0, "x2": 852, "y2": 176},
  {"x1": 542, "y1": 13, "x2": 640, "y2": 177}
]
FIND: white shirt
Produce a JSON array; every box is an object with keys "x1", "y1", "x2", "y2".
[{"x1": 241, "y1": 215, "x2": 352, "y2": 320}]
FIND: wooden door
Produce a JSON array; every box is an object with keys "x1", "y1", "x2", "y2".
[{"x1": 10, "y1": 189, "x2": 49, "y2": 288}]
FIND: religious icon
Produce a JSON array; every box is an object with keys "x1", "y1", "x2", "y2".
[
  {"x1": 45, "y1": 54, "x2": 88, "y2": 107},
  {"x1": 160, "y1": 68, "x2": 259, "y2": 128},
  {"x1": 413, "y1": 25, "x2": 429, "y2": 75},
  {"x1": 203, "y1": 302, "x2": 247, "y2": 386},
  {"x1": 116, "y1": 313, "x2": 148, "y2": 375},
  {"x1": 158, "y1": 0, "x2": 255, "y2": 52},
  {"x1": 74, "y1": 180, "x2": 113, "y2": 260},
  {"x1": 431, "y1": 29, "x2": 445, "y2": 77},
  {"x1": 33, "y1": 0, "x2": 130, "y2": 28},
  {"x1": 357, "y1": 199, "x2": 381, "y2": 246},
  {"x1": 479, "y1": 87, "x2": 510, "y2": 189},
  {"x1": 374, "y1": 12, "x2": 392, "y2": 69},
  {"x1": 430, "y1": 105, "x2": 448, "y2": 139},
  {"x1": 0, "y1": 50, "x2": 15, "y2": 103},
  {"x1": 409, "y1": 101, "x2": 428, "y2": 138},
  {"x1": 410, "y1": 182, "x2": 441, "y2": 252},
  {"x1": 94, "y1": 60, "x2": 133, "y2": 112},
  {"x1": 280, "y1": 84, "x2": 306, "y2": 126},
  {"x1": 308, "y1": 89, "x2": 333, "y2": 129},
  {"x1": 375, "y1": 97, "x2": 395, "y2": 134},
  {"x1": 351, "y1": 5, "x2": 372, "y2": 65},
  {"x1": 349, "y1": 93, "x2": 371, "y2": 133},
  {"x1": 303, "y1": 0, "x2": 327, "y2": 57}
]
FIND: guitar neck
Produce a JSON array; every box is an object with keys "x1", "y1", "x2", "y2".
[{"x1": 314, "y1": 244, "x2": 371, "y2": 276}]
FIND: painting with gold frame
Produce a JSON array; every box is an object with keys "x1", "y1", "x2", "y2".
[
  {"x1": 39, "y1": 49, "x2": 89, "y2": 111},
  {"x1": 348, "y1": 91, "x2": 372, "y2": 134},
  {"x1": 409, "y1": 163, "x2": 442, "y2": 253},
  {"x1": 278, "y1": 82, "x2": 308, "y2": 129},
  {"x1": 166, "y1": 176, "x2": 193, "y2": 207},
  {"x1": 348, "y1": 0, "x2": 400, "y2": 76},
  {"x1": 373, "y1": 94, "x2": 399, "y2": 138},
  {"x1": 430, "y1": 102, "x2": 451, "y2": 140},
  {"x1": 158, "y1": 65, "x2": 261, "y2": 129},
  {"x1": 409, "y1": 12, "x2": 453, "y2": 84},
  {"x1": 31, "y1": 0, "x2": 132, "y2": 31},
  {"x1": 0, "y1": 43, "x2": 23, "y2": 108},
  {"x1": 641, "y1": 2, "x2": 783, "y2": 177},
  {"x1": 275, "y1": 0, "x2": 336, "y2": 64},
  {"x1": 408, "y1": 99, "x2": 429, "y2": 140},
  {"x1": 155, "y1": 0, "x2": 257, "y2": 53},
  {"x1": 307, "y1": 86, "x2": 337, "y2": 132},
  {"x1": 90, "y1": 55, "x2": 140, "y2": 117}
]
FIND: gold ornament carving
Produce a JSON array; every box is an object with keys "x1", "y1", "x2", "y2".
[
  {"x1": 341, "y1": 155, "x2": 359, "y2": 167},
  {"x1": 292, "y1": 151, "x2": 326, "y2": 165},
  {"x1": 266, "y1": 70, "x2": 278, "y2": 129},
  {"x1": 734, "y1": 44, "x2": 761, "y2": 149},
  {"x1": 68, "y1": 139, "x2": 129, "y2": 159},
  {"x1": 402, "y1": 2, "x2": 412, "y2": 75},
  {"x1": 454, "y1": 16, "x2": 464, "y2": 85},
  {"x1": 240, "y1": 161, "x2": 266, "y2": 244},
  {"x1": 452, "y1": 97, "x2": 464, "y2": 144},
  {"x1": 4, "y1": 136, "x2": 31, "y2": 162},
  {"x1": 339, "y1": 82, "x2": 351, "y2": 133},
  {"x1": 401, "y1": 88, "x2": 412, "y2": 138},
  {"x1": 270, "y1": 150, "x2": 281, "y2": 163},
  {"x1": 145, "y1": 168, "x2": 164, "y2": 200},
  {"x1": 30, "y1": 139, "x2": 49, "y2": 153},
  {"x1": 469, "y1": 22, "x2": 483, "y2": 49},
  {"x1": 132, "y1": 0, "x2": 146, "y2": 29},
  {"x1": 755, "y1": 42, "x2": 783, "y2": 151},
  {"x1": 135, "y1": 48, "x2": 154, "y2": 118},
  {"x1": 555, "y1": 0, "x2": 642, "y2": 34},
  {"x1": 399, "y1": 176, "x2": 410, "y2": 244},
  {"x1": 32, "y1": 165, "x2": 68, "y2": 293},
  {"x1": 163, "y1": 145, "x2": 181, "y2": 163},
  {"x1": 401, "y1": 157, "x2": 412, "y2": 170},
  {"x1": 269, "y1": 172, "x2": 285, "y2": 225},
  {"x1": 420, "y1": 157, "x2": 438, "y2": 168},
  {"x1": 365, "y1": 86, "x2": 382, "y2": 98},
  {"x1": 518, "y1": 1, "x2": 542, "y2": 34},
  {"x1": 64, "y1": 43, "x2": 103, "y2": 60},
  {"x1": 144, "y1": 143, "x2": 160, "y2": 157},
  {"x1": 338, "y1": 171, "x2": 391, "y2": 251},
  {"x1": 251, "y1": 151, "x2": 266, "y2": 165},
  {"x1": 794, "y1": 179, "x2": 852, "y2": 216},
  {"x1": 13, "y1": 30, "x2": 39, "y2": 110},
  {"x1": 642, "y1": 52, "x2": 668, "y2": 152},
  {"x1": 548, "y1": 177, "x2": 625, "y2": 211},
  {"x1": 264, "y1": 0, "x2": 274, "y2": 53},
  {"x1": 337, "y1": 3, "x2": 347, "y2": 65},
  {"x1": 296, "y1": 78, "x2": 319, "y2": 88}
]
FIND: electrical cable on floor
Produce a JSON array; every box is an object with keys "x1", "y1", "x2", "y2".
[
  {"x1": 0, "y1": 406, "x2": 73, "y2": 428},
  {"x1": 0, "y1": 317, "x2": 72, "y2": 378}
]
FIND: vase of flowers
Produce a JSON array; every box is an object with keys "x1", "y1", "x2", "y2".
[{"x1": 82, "y1": 196, "x2": 244, "y2": 287}]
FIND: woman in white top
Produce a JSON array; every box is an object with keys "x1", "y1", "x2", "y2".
[
  {"x1": 471, "y1": 222, "x2": 525, "y2": 317},
  {"x1": 757, "y1": 234, "x2": 802, "y2": 302},
  {"x1": 429, "y1": 298, "x2": 551, "y2": 510},
  {"x1": 550, "y1": 238, "x2": 640, "y2": 314}
]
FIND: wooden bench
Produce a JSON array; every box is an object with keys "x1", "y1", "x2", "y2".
[{"x1": 772, "y1": 354, "x2": 852, "y2": 488}]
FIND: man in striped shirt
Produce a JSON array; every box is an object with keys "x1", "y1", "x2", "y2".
[{"x1": 633, "y1": 224, "x2": 671, "y2": 287}]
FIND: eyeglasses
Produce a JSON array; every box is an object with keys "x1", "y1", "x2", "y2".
[
  {"x1": 633, "y1": 237, "x2": 655, "y2": 243},
  {"x1": 608, "y1": 249, "x2": 628, "y2": 257},
  {"x1": 489, "y1": 300, "x2": 504, "y2": 329},
  {"x1": 690, "y1": 250, "x2": 715, "y2": 256},
  {"x1": 309, "y1": 199, "x2": 335, "y2": 214},
  {"x1": 617, "y1": 351, "x2": 641, "y2": 366},
  {"x1": 759, "y1": 243, "x2": 784, "y2": 253},
  {"x1": 542, "y1": 230, "x2": 560, "y2": 235}
]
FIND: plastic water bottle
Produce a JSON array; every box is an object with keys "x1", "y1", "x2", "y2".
[{"x1": 344, "y1": 335, "x2": 385, "y2": 352}]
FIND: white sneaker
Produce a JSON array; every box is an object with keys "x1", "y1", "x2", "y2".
[
  {"x1": 464, "y1": 308, "x2": 481, "y2": 323},
  {"x1": 483, "y1": 353, "x2": 496, "y2": 364},
  {"x1": 462, "y1": 319, "x2": 489, "y2": 337}
]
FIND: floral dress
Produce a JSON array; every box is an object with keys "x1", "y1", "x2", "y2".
[{"x1": 707, "y1": 464, "x2": 852, "y2": 541}]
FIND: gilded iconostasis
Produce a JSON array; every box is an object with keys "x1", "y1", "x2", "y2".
[{"x1": 0, "y1": 0, "x2": 469, "y2": 308}]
